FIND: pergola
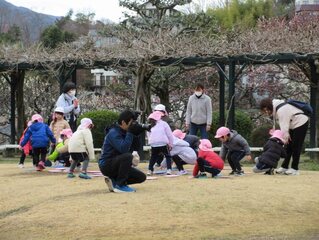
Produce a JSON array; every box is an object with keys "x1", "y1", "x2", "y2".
[{"x1": 1, "y1": 52, "x2": 318, "y2": 147}]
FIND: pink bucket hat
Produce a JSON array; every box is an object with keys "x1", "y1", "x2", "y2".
[
  {"x1": 31, "y1": 114, "x2": 43, "y2": 123},
  {"x1": 172, "y1": 129, "x2": 186, "y2": 139},
  {"x1": 60, "y1": 128, "x2": 73, "y2": 138},
  {"x1": 80, "y1": 118, "x2": 93, "y2": 129},
  {"x1": 148, "y1": 111, "x2": 162, "y2": 121},
  {"x1": 214, "y1": 127, "x2": 230, "y2": 138},
  {"x1": 199, "y1": 139, "x2": 213, "y2": 151},
  {"x1": 271, "y1": 130, "x2": 285, "y2": 143}
]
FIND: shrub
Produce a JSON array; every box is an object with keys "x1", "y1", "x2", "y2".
[
  {"x1": 250, "y1": 124, "x2": 272, "y2": 147},
  {"x1": 79, "y1": 110, "x2": 119, "y2": 148},
  {"x1": 209, "y1": 110, "x2": 253, "y2": 147}
]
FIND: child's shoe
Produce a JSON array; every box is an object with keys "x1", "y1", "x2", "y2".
[
  {"x1": 18, "y1": 163, "x2": 24, "y2": 168},
  {"x1": 38, "y1": 161, "x2": 46, "y2": 170},
  {"x1": 229, "y1": 170, "x2": 236, "y2": 175},
  {"x1": 67, "y1": 172, "x2": 76, "y2": 178},
  {"x1": 235, "y1": 170, "x2": 245, "y2": 176},
  {"x1": 147, "y1": 170, "x2": 153, "y2": 176},
  {"x1": 166, "y1": 169, "x2": 172, "y2": 175},
  {"x1": 79, "y1": 172, "x2": 92, "y2": 179},
  {"x1": 264, "y1": 169, "x2": 274, "y2": 175},
  {"x1": 178, "y1": 170, "x2": 188, "y2": 175},
  {"x1": 275, "y1": 167, "x2": 288, "y2": 174},
  {"x1": 36, "y1": 166, "x2": 43, "y2": 171},
  {"x1": 196, "y1": 173, "x2": 207, "y2": 179}
]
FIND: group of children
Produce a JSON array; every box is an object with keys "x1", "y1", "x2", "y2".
[{"x1": 18, "y1": 107, "x2": 95, "y2": 179}]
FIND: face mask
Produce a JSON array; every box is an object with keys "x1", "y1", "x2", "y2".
[
  {"x1": 195, "y1": 91, "x2": 202, "y2": 97},
  {"x1": 68, "y1": 90, "x2": 76, "y2": 97}
]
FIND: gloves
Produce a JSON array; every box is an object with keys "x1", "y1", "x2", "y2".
[{"x1": 132, "y1": 151, "x2": 140, "y2": 167}]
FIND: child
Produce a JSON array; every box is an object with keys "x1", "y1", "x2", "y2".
[
  {"x1": 215, "y1": 126, "x2": 251, "y2": 176},
  {"x1": 253, "y1": 130, "x2": 286, "y2": 175},
  {"x1": 147, "y1": 111, "x2": 174, "y2": 175},
  {"x1": 173, "y1": 129, "x2": 200, "y2": 155},
  {"x1": 49, "y1": 107, "x2": 70, "y2": 148},
  {"x1": 20, "y1": 114, "x2": 56, "y2": 171},
  {"x1": 47, "y1": 128, "x2": 73, "y2": 167},
  {"x1": 193, "y1": 139, "x2": 224, "y2": 178},
  {"x1": 18, "y1": 120, "x2": 33, "y2": 168},
  {"x1": 67, "y1": 118, "x2": 95, "y2": 179}
]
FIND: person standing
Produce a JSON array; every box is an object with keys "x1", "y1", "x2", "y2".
[
  {"x1": 98, "y1": 110, "x2": 146, "y2": 193},
  {"x1": 55, "y1": 82, "x2": 80, "y2": 132},
  {"x1": 260, "y1": 98, "x2": 309, "y2": 175},
  {"x1": 185, "y1": 83, "x2": 212, "y2": 139}
]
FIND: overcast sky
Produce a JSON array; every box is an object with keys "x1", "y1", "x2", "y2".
[{"x1": 5, "y1": 0, "x2": 128, "y2": 23}]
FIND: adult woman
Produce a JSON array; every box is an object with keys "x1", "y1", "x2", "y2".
[{"x1": 259, "y1": 98, "x2": 309, "y2": 175}]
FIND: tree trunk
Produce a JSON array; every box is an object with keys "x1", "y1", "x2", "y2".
[{"x1": 16, "y1": 70, "x2": 26, "y2": 141}]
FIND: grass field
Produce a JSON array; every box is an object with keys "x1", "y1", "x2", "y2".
[{"x1": 1, "y1": 160, "x2": 319, "y2": 240}]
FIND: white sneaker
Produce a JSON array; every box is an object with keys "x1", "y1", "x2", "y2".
[
  {"x1": 147, "y1": 170, "x2": 153, "y2": 176},
  {"x1": 166, "y1": 169, "x2": 172, "y2": 175},
  {"x1": 178, "y1": 170, "x2": 188, "y2": 175},
  {"x1": 285, "y1": 168, "x2": 300, "y2": 175},
  {"x1": 275, "y1": 167, "x2": 288, "y2": 174},
  {"x1": 18, "y1": 163, "x2": 24, "y2": 168}
]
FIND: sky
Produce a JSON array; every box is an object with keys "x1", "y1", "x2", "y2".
[{"x1": 5, "y1": 0, "x2": 128, "y2": 23}]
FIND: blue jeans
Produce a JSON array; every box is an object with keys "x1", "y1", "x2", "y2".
[
  {"x1": 253, "y1": 162, "x2": 272, "y2": 173},
  {"x1": 189, "y1": 123, "x2": 208, "y2": 139}
]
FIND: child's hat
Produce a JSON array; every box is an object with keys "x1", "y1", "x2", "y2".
[
  {"x1": 270, "y1": 130, "x2": 285, "y2": 143},
  {"x1": 199, "y1": 139, "x2": 213, "y2": 151},
  {"x1": 80, "y1": 118, "x2": 93, "y2": 129},
  {"x1": 154, "y1": 104, "x2": 168, "y2": 115},
  {"x1": 214, "y1": 127, "x2": 230, "y2": 138},
  {"x1": 60, "y1": 128, "x2": 73, "y2": 138},
  {"x1": 54, "y1": 107, "x2": 64, "y2": 114},
  {"x1": 172, "y1": 129, "x2": 186, "y2": 139},
  {"x1": 31, "y1": 114, "x2": 43, "y2": 123},
  {"x1": 148, "y1": 111, "x2": 162, "y2": 121}
]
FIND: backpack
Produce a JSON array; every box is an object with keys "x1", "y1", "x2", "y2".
[{"x1": 276, "y1": 99, "x2": 313, "y2": 117}]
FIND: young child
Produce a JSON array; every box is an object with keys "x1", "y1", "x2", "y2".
[
  {"x1": 18, "y1": 120, "x2": 33, "y2": 168},
  {"x1": 47, "y1": 128, "x2": 73, "y2": 167},
  {"x1": 49, "y1": 107, "x2": 70, "y2": 149},
  {"x1": 147, "y1": 111, "x2": 174, "y2": 175},
  {"x1": 253, "y1": 130, "x2": 287, "y2": 175},
  {"x1": 173, "y1": 129, "x2": 200, "y2": 155},
  {"x1": 67, "y1": 118, "x2": 95, "y2": 179},
  {"x1": 215, "y1": 126, "x2": 251, "y2": 176},
  {"x1": 20, "y1": 114, "x2": 56, "y2": 171},
  {"x1": 193, "y1": 139, "x2": 224, "y2": 178}
]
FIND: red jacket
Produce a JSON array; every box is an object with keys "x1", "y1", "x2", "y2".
[
  {"x1": 193, "y1": 150, "x2": 224, "y2": 176},
  {"x1": 19, "y1": 128, "x2": 32, "y2": 155}
]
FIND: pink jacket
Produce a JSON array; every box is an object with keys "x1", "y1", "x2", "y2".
[{"x1": 148, "y1": 119, "x2": 174, "y2": 147}]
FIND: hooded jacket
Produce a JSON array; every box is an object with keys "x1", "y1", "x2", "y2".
[
  {"x1": 20, "y1": 122, "x2": 56, "y2": 148},
  {"x1": 258, "y1": 137, "x2": 286, "y2": 167}
]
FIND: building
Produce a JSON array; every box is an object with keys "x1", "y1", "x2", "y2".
[{"x1": 295, "y1": 0, "x2": 319, "y2": 14}]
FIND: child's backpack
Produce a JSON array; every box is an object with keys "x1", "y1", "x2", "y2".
[{"x1": 276, "y1": 99, "x2": 313, "y2": 117}]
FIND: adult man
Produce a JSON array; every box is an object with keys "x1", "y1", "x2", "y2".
[
  {"x1": 185, "y1": 83, "x2": 212, "y2": 139},
  {"x1": 98, "y1": 110, "x2": 146, "y2": 193}
]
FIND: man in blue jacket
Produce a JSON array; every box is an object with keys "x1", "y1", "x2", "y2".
[{"x1": 99, "y1": 110, "x2": 146, "y2": 193}]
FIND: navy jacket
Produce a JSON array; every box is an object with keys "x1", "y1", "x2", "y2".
[
  {"x1": 99, "y1": 125, "x2": 135, "y2": 167},
  {"x1": 21, "y1": 122, "x2": 56, "y2": 148}
]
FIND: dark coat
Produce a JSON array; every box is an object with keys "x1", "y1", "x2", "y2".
[{"x1": 259, "y1": 138, "x2": 286, "y2": 167}]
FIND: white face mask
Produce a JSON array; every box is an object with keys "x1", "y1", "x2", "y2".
[
  {"x1": 195, "y1": 91, "x2": 203, "y2": 97},
  {"x1": 68, "y1": 90, "x2": 76, "y2": 97}
]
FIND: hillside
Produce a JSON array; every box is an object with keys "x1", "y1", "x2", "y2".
[{"x1": 0, "y1": 0, "x2": 59, "y2": 43}]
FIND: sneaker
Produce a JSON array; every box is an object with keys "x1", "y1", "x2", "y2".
[
  {"x1": 275, "y1": 167, "x2": 288, "y2": 174},
  {"x1": 67, "y1": 172, "x2": 76, "y2": 178},
  {"x1": 79, "y1": 172, "x2": 92, "y2": 179},
  {"x1": 196, "y1": 173, "x2": 207, "y2": 179},
  {"x1": 285, "y1": 168, "x2": 300, "y2": 176},
  {"x1": 166, "y1": 169, "x2": 172, "y2": 175},
  {"x1": 264, "y1": 169, "x2": 274, "y2": 175},
  {"x1": 213, "y1": 173, "x2": 223, "y2": 178},
  {"x1": 147, "y1": 170, "x2": 153, "y2": 176},
  {"x1": 38, "y1": 161, "x2": 46, "y2": 170},
  {"x1": 18, "y1": 163, "x2": 24, "y2": 168},
  {"x1": 113, "y1": 185, "x2": 136, "y2": 193},
  {"x1": 36, "y1": 166, "x2": 43, "y2": 171},
  {"x1": 229, "y1": 170, "x2": 236, "y2": 175},
  {"x1": 104, "y1": 176, "x2": 114, "y2": 192},
  {"x1": 178, "y1": 170, "x2": 188, "y2": 175},
  {"x1": 235, "y1": 170, "x2": 245, "y2": 176}
]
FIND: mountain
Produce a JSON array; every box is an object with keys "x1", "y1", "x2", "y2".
[{"x1": 0, "y1": 0, "x2": 59, "y2": 43}]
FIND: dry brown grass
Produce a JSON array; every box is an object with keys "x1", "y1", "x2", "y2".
[{"x1": 1, "y1": 162, "x2": 319, "y2": 240}]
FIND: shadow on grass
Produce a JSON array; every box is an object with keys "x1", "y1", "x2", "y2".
[{"x1": 0, "y1": 205, "x2": 32, "y2": 220}]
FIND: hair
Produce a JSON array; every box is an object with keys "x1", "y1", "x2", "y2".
[
  {"x1": 118, "y1": 110, "x2": 135, "y2": 125},
  {"x1": 259, "y1": 98, "x2": 273, "y2": 111},
  {"x1": 62, "y1": 82, "x2": 76, "y2": 93},
  {"x1": 195, "y1": 83, "x2": 204, "y2": 90}
]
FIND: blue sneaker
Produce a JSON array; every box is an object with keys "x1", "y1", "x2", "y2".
[
  {"x1": 104, "y1": 176, "x2": 114, "y2": 192},
  {"x1": 79, "y1": 172, "x2": 92, "y2": 179},
  {"x1": 114, "y1": 185, "x2": 136, "y2": 193}
]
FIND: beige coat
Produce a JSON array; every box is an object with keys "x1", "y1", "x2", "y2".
[
  {"x1": 50, "y1": 119, "x2": 70, "y2": 142},
  {"x1": 68, "y1": 128, "x2": 95, "y2": 160}
]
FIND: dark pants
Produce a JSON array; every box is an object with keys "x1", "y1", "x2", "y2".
[
  {"x1": 59, "y1": 152, "x2": 71, "y2": 167},
  {"x1": 19, "y1": 150, "x2": 33, "y2": 165},
  {"x1": 189, "y1": 122, "x2": 208, "y2": 139},
  {"x1": 33, "y1": 147, "x2": 47, "y2": 166},
  {"x1": 69, "y1": 152, "x2": 89, "y2": 173},
  {"x1": 99, "y1": 153, "x2": 146, "y2": 187},
  {"x1": 149, "y1": 146, "x2": 172, "y2": 171},
  {"x1": 197, "y1": 157, "x2": 221, "y2": 176},
  {"x1": 172, "y1": 155, "x2": 187, "y2": 171},
  {"x1": 227, "y1": 150, "x2": 245, "y2": 171},
  {"x1": 282, "y1": 122, "x2": 308, "y2": 170}
]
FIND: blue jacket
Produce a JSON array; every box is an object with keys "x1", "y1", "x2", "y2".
[
  {"x1": 21, "y1": 122, "x2": 56, "y2": 148},
  {"x1": 99, "y1": 125, "x2": 134, "y2": 167}
]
